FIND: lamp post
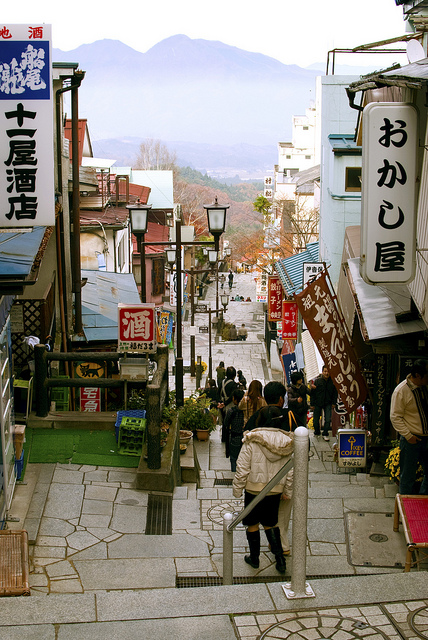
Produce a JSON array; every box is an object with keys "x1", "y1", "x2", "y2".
[
  {"x1": 204, "y1": 197, "x2": 230, "y2": 252},
  {"x1": 127, "y1": 200, "x2": 152, "y2": 303}
]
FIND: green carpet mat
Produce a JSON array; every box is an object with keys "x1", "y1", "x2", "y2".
[{"x1": 26, "y1": 428, "x2": 140, "y2": 468}]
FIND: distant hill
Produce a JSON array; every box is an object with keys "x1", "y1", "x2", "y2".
[
  {"x1": 53, "y1": 36, "x2": 318, "y2": 150},
  {"x1": 92, "y1": 137, "x2": 277, "y2": 176}
]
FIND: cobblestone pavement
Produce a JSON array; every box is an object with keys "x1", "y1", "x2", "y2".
[{"x1": 233, "y1": 601, "x2": 428, "y2": 640}]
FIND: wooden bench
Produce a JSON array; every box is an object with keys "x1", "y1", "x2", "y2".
[
  {"x1": 0, "y1": 530, "x2": 30, "y2": 596},
  {"x1": 393, "y1": 494, "x2": 428, "y2": 571}
]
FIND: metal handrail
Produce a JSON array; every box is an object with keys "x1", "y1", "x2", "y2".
[{"x1": 227, "y1": 457, "x2": 294, "y2": 532}]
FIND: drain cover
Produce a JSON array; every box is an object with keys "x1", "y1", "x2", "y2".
[{"x1": 369, "y1": 533, "x2": 388, "y2": 543}]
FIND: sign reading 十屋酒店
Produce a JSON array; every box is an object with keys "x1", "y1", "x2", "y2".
[
  {"x1": 118, "y1": 304, "x2": 157, "y2": 353},
  {"x1": 361, "y1": 102, "x2": 417, "y2": 285},
  {"x1": 0, "y1": 25, "x2": 54, "y2": 228},
  {"x1": 294, "y1": 272, "x2": 368, "y2": 413}
]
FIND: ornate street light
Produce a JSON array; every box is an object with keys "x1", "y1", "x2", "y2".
[
  {"x1": 204, "y1": 196, "x2": 230, "y2": 251},
  {"x1": 126, "y1": 200, "x2": 152, "y2": 302}
]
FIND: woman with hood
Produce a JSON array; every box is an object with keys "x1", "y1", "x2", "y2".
[{"x1": 232, "y1": 381, "x2": 293, "y2": 574}]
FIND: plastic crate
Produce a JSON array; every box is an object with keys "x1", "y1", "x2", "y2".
[
  {"x1": 50, "y1": 376, "x2": 70, "y2": 411},
  {"x1": 115, "y1": 410, "x2": 146, "y2": 441},
  {"x1": 118, "y1": 419, "x2": 146, "y2": 456},
  {"x1": 15, "y1": 450, "x2": 24, "y2": 480},
  {"x1": 120, "y1": 416, "x2": 145, "y2": 429}
]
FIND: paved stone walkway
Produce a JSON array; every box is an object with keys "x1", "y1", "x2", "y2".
[{"x1": 3, "y1": 272, "x2": 428, "y2": 637}]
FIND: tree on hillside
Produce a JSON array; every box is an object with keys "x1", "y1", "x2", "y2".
[{"x1": 134, "y1": 138, "x2": 178, "y2": 172}]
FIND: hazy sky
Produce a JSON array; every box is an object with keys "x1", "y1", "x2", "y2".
[{"x1": 2, "y1": 0, "x2": 409, "y2": 68}]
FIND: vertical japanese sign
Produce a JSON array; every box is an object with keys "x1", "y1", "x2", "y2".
[
  {"x1": 294, "y1": 272, "x2": 368, "y2": 412},
  {"x1": 361, "y1": 102, "x2": 417, "y2": 284},
  {"x1": 157, "y1": 311, "x2": 171, "y2": 344},
  {"x1": 282, "y1": 301, "x2": 298, "y2": 339},
  {"x1": 303, "y1": 262, "x2": 324, "y2": 288},
  {"x1": 264, "y1": 176, "x2": 273, "y2": 199},
  {"x1": 118, "y1": 303, "x2": 157, "y2": 353},
  {"x1": 256, "y1": 272, "x2": 268, "y2": 302},
  {"x1": 0, "y1": 24, "x2": 54, "y2": 227},
  {"x1": 268, "y1": 275, "x2": 282, "y2": 321},
  {"x1": 80, "y1": 388, "x2": 101, "y2": 412}
]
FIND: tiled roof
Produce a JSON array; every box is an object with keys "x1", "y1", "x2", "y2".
[{"x1": 275, "y1": 242, "x2": 319, "y2": 296}]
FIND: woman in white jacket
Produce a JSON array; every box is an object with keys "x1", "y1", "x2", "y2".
[{"x1": 232, "y1": 399, "x2": 293, "y2": 574}]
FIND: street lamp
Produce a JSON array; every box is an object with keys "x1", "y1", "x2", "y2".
[
  {"x1": 127, "y1": 200, "x2": 152, "y2": 302},
  {"x1": 204, "y1": 197, "x2": 230, "y2": 251}
]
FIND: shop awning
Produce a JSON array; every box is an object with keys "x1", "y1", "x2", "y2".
[{"x1": 347, "y1": 258, "x2": 426, "y2": 341}]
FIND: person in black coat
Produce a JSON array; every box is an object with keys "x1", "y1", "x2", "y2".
[
  {"x1": 310, "y1": 366, "x2": 338, "y2": 440},
  {"x1": 287, "y1": 371, "x2": 311, "y2": 427}
]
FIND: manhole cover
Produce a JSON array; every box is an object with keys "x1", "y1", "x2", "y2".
[
  {"x1": 369, "y1": 533, "x2": 388, "y2": 542},
  {"x1": 206, "y1": 499, "x2": 244, "y2": 527},
  {"x1": 410, "y1": 606, "x2": 428, "y2": 639},
  {"x1": 259, "y1": 615, "x2": 390, "y2": 639}
]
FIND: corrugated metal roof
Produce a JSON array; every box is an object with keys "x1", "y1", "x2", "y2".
[
  {"x1": 81, "y1": 270, "x2": 141, "y2": 342},
  {"x1": 275, "y1": 242, "x2": 320, "y2": 296},
  {"x1": 0, "y1": 226, "x2": 48, "y2": 277}
]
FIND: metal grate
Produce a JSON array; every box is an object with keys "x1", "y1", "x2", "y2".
[
  {"x1": 176, "y1": 574, "x2": 358, "y2": 588},
  {"x1": 145, "y1": 494, "x2": 172, "y2": 535},
  {"x1": 214, "y1": 478, "x2": 233, "y2": 486}
]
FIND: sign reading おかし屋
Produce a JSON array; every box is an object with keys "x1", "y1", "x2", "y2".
[{"x1": 361, "y1": 102, "x2": 418, "y2": 285}]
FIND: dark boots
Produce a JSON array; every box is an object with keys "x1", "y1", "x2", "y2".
[
  {"x1": 265, "y1": 527, "x2": 286, "y2": 574},
  {"x1": 244, "y1": 529, "x2": 260, "y2": 569}
]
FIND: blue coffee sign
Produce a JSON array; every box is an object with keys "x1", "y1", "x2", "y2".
[{"x1": 337, "y1": 429, "x2": 366, "y2": 468}]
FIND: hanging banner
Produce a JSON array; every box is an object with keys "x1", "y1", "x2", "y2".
[
  {"x1": 118, "y1": 303, "x2": 157, "y2": 353},
  {"x1": 0, "y1": 24, "x2": 54, "y2": 227},
  {"x1": 294, "y1": 272, "x2": 368, "y2": 412},
  {"x1": 268, "y1": 275, "x2": 282, "y2": 321},
  {"x1": 157, "y1": 311, "x2": 170, "y2": 344},
  {"x1": 282, "y1": 301, "x2": 298, "y2": 339},
  {"x1": 361, "y1": 102, "x2": 417, "y2": 285},
  {"x1": 255, "y1": 272, "x2": 268, "y2": 302}
]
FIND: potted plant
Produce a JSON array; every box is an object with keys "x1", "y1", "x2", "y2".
[
  {"x1": 385, "y1": 440, "x2": 424, "y2": 490},
  {"x1": 178, "y1": 393, "x2": 217, "y2": 441}
]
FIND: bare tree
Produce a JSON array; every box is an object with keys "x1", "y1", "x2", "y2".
[
  {"x1": 134, "y1": 138, "x2": 178, "y2": 171},
  {"x1": 275, "y1": 194, "x2": 319, "y2": 254}
]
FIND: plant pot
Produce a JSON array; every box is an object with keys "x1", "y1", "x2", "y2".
[
  {"x1": 179, "y1": 430, "x2": 193, "y2": 445},
  {"x1": 195, "y1": 429, "x2": 210, "y2": 441}
]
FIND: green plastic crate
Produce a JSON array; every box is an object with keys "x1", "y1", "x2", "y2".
[{"x1": 50, "y1": 376, "x2": 70, "y2": 411}]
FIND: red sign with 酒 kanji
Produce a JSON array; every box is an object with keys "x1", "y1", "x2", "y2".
[{"x1": 118, "y1": 304, "x2": 157, "y2": 353}]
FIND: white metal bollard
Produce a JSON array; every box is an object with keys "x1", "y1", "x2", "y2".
[
  {"x1": 283, "y1": 426, "x2": 315, "y2": 599},
  {"x1": 223, "y1": 512, "x2": 234, "y2": 585}
]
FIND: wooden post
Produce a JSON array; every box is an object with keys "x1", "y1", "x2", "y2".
[{"x1": 34, "y1": 344, "x2": 48, "y2": 417}]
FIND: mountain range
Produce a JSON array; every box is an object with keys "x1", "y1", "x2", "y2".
[{"x1": 52, "y1": 36, "x2": 366, "y2": 174}]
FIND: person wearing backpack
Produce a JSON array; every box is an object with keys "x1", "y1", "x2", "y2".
[
  {"x1": 223, "y1": 389, "x2": 245, "y2": 471},
  {"x1": 218, "y1": 366, "x2": 238, "y2": 450},
  {"x1": 232, "y1": 381, "x2": 293, "y2": 574}
]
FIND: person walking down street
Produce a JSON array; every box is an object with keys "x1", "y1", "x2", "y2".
[
  {"x1": 228, "y1": 269, "x2": 234, "y2": 290},
  {"x1": 238, "y1": 323, "x2": 248, "y2": 341},
  {"x1": 390, "y1": 358, "x2": 428, "y2": 495},
  {"x1": 287, "y1": 371, "x2": 311, "y2": 428},
  {"x1": 219, "y1": 273, "x2": 226, "y2": 290},
  {"x1": 237, "y1": 370, "x2": 247, "y2": 390},
  {"x1": 201, "y1": 379, "x2": 220, "y2": 408},
  {"x1": 219, "y1": 366, "x2": 239, "y2": 451},
  {"x1": 239, "y1": 380, "x2": 267, "y2": 426},
  {"x1": 310, "y1": 365, "x2": 338, "y2": 441},
  {"x1": 245, "y1": 381, "x2": 290, "y2": 432},
  {"x1": 223, "y1": 389, "x2": 245, "y2": 472},
  {"x1": 233, "y1": 381, "x2": 293, "y2": 574},
  {"x1": 216, "y1": 361, "x2": 226, "y2": 390}
]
